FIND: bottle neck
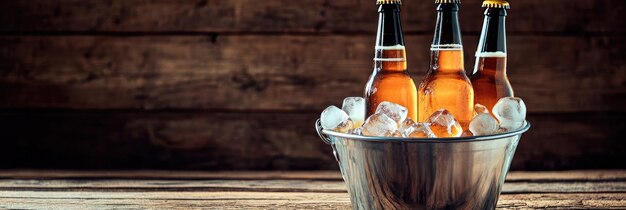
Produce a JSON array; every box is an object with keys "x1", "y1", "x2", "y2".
[
  {"x1": 376, "y1": 4, "x2": 404, "y2": 47},
  {"x1": 476, "y1": 8, "x2": 507, "y2": 55},
  {"x1": 374, "y1": 4, "x2": 407, "y2": 72},
  {"x1": 430, "y1": 3, "x2": 464, "y2": 72}
]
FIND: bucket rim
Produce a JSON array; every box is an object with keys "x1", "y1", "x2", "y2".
[{"x1": 316, "y1": 119, "x2": 530, "y2": 144}]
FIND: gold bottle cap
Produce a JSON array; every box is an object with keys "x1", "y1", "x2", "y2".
[
  {"x1": 377, "y1": 0, "x2": 401, "y2": 5},
  {"x1": 482, "y1": 0, "x2": 510, "y2": 9},
  {"x1": 435, "y1": 0, "x2": 461, "y2": 4}
]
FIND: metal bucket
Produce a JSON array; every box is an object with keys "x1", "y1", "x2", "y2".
[{"x1": 316, "y1": 119, "x2": 530, "y2": 210}]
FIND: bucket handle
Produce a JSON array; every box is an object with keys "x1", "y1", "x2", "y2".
[
  {"x1": 315, "y1": 119, "x2": 341, "y2": 164},
  {"x1": 315, "y1": 119, "x2": 333, "y2": 145}
]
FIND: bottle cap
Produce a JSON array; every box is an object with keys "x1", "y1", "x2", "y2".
[
  {"x1": 377, "y1": 0, "x2": 401, "y2": 5},
  {"x1": 435, "y1": 0, "x2": 461, "y2": 4},
  {"x1": 482, "y1": 0, "x2": 510, "y2": 9}
]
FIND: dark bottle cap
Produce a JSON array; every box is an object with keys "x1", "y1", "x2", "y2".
[{"x1": 482, "y1": 0, "x2": 510, "y2": 9}]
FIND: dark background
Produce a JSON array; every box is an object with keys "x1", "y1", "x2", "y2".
[{"x1": 0, "y1": 0, "x2": 624, "y2": 170}]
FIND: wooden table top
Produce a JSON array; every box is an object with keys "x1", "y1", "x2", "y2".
[{"x1": 0, "y1": 170, "x2": 625, "y2": 209}]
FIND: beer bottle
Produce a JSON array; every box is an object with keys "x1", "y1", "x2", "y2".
[
  {"x1": 470, "y1": 0, "x2": 514, "y2": 112},
  {"x1": 365, "y1": 0, "x2": 418, "y2": 121},
  {"x1": 418, "y1": 0, "x2": 474, "y2": 128}
]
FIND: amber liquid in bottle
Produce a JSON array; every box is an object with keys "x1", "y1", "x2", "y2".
[
  {"x1": 470, "y1": 7, "x2": 513, "y2": 112},
  {"x1": 418, "y1": 3, "x2": 473, "y2": 128},
  {"x1": 365, "y1": 3, "x2": 418, "y2": 121}
]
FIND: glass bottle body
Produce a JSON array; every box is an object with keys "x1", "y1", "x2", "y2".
[
  {"x1": 365, "y1": 46, "x2": 418, "y2": 121},
  {"x1": 418, "y1": 49, "x2": 473, "y2": 128},
  {"x1": 364, "y1": 4, "x2": 418, "y2": 121},
  {"x1": 471, "y1": 53, "x2": 513, "y2": 112},
  {"x1": 470, "y1": 8, "x2": 514, "y2": 112},
  {"x1": 418, "y1": 3, "x2": 473, "y2": 128}
]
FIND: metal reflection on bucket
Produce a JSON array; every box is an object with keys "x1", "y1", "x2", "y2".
[{"x1": 316, "y1": 119, "x2": 530, "y2": 209}]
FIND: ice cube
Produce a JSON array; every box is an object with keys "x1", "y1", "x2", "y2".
[
  {"x1": 406, "y1": 123, "x2": 436, "y2": 138},
  {"x1": 392, "y1": 130, "x2": 403, "y2": 137},
  {"x1": 469, "y1": 113, "x2": 499, "y2": 136},
  {"x1": 492, "y1": 97, "x2": 527, "y2": 131},
  {"x1": 342, "y1": 97, "x2": 366, "y2": 127},
  {"x1": 362, "y1": 113, "x2": 398, "y2": 137},
  {"x1": 348, "y1": 127, "x2": 363, "y2": 135},
  {"x1": 399, "y1": 118, "x2": 417, "y2": 135},
  {"x1": 460, "y1": 130, "x2": 473, "y2": 137},
  {"x1": 320, "y1": 105, "x2": 354, "y2": 133},
  {"x1": 375, "y1": 101, "x2": 408, "y2": 126},
  {"x1": 427, "y1": 109, "x2": 463, "y2": 137},
  {"x1": 474, "y1": 103, "x2": 489, "y2": 115},
  {"x1": 400, "y1": 118, "x2": 436, "y2": 138}
]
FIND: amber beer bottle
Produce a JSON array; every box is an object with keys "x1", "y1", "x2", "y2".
[
  {"x1": 365, "y1": 0, "x2": 418, "y2": 121},
  {"x1": 470, "y1": 0, "x2": 514, "y2": 112},
  {"x1": 418, "y1": 0, "x2": 474, "y2": 128}
]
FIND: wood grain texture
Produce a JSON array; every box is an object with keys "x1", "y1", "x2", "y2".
[
  {"x1": 0, "y1": 0, "x2": 624, "y2": 34},
  {"x1": 1, "y1": 179, "x2": 625, "y2": 194},
  {"x1": 1, "y1": 170, "x2": 626, "y2": 209},
  {"x1": 0, "y1": 0, "x2": 624, "y2": 172},
  {"x1": 0, "y1": 170, "x2": 344, "y2": 180},
  {"x1": 0, "y1": 191, "x2": 353, "y2": 210},
  {"x1": 497, "y1": 193, "x2": 626, "y2": 209},
  {"x1": 505, "y1": 170, "x2": 626, "y2": 182},
  {"x1": 0, "y1": 111, "x2": 336, "y2": 170},
  {"x1": 1, "y1": 190, "x2": 625, "y2": 210},
  {"x1": 0, "y1": 111, "x2": 623, "y2": 170},
  {"x1": 2, "y1": 193, "x2": 625, "y2": 210},
  {"x1": 1, "y1": 35, "x2": 624, "y2": 112},
  {"x1": 1, "y1": 193, "x2": 625, "y2": 209},
  {"x1": 2, "y1": 170, "x2": 624, "y2": 181}
]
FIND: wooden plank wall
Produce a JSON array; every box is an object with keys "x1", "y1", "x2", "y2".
[{"x1": 0, "y1": 0, "x2": 624, "y2": 170}]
